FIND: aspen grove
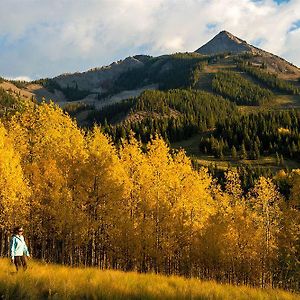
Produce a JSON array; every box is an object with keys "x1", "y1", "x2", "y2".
[{"x1": 0, "y1": 102, "x2": 299, "y2": 290}]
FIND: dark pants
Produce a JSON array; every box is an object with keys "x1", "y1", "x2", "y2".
[{"x1": 14, "y1": 255, "x2": 27, "y2": 271}]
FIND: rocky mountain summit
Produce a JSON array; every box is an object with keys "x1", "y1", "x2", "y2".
[
  {"x1": 195, "y1": 30, "x2": 255, "y2": 55},
  {"x1": 196, "y1": 30, "x2": 299, "y2": 76}
]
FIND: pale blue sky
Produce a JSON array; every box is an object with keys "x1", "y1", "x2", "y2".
[
  {"x1": 0, "y1": 0, "x2": 299, "y2": 80},
  {"x1": 274, "y1": 0, "x2": 290, "y2": 3}
]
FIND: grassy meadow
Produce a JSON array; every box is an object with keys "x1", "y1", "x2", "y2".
[{"x1": 0, "y1": 259, "x2": 299, "y2": 300}]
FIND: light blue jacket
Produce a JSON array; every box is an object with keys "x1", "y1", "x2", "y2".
[{"x1": 10, "y1": 235, "x2": 30, "y2": 259}]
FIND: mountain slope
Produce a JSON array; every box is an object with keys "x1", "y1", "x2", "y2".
[
  {"x1": 53, "y1": 56, "x2": 144, "y2": 93},
  {"x1": 1, "y1": 31, "x2": 299, "y2": 112}
]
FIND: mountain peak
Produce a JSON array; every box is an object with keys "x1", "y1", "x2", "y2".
[
  {"x1": 195, "y1": 30, "x2": 254, "y2": 55},
  {"x1": 218, "y1": 30, "x2": 232, "y2": 36},
  {"x1": 218, "y1": 30, "x2": 241, "y2": 40}
]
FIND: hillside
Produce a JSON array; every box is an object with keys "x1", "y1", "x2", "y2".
[
  {"x1": 82, "y1": 52, "x2": 300, "y2": 177},
  {"x1": 1, "y1": 31, "x2": 299, "y2": 106},
  {"x1": 0, "y1": 259, "x2": 299, "y2": 300},
  {"x1": 0, "y1": 84, "x2": 299, "y2": 294}
]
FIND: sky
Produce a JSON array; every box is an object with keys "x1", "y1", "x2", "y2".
[{"x1": 0, "y1": 0, "x2": 300, "y2": 81}]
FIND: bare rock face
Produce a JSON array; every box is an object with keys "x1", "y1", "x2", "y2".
[
  {"x1": 53, "y1": 56, "x2": 144, "y2": 93},
  {"x1": 196, "y1": 30, "x2": 258, "y2": 55}
]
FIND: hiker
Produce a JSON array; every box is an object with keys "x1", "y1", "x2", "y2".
[{"x1": 10, "y1": 226, "x2": 30, "y2": 271}]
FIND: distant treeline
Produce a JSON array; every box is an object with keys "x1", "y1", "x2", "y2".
[
  {"x1": 238, "y1": 63, "x2": 300, "y2": 95},
  {"x1": 0, "y1": 87, "x2": 26, "y2": 115},
  {"x1": 212, "y1": 71, "x2": 273, "y2": 105},
  {"x1": 33, "y1": 78, "x2": 91, "y2": 101},
  {"x1": 200, "y1": 110, "x2": 300, "y2": 160},
  {"x1": 88, "y1": 89, "x2": 237, "y2": 144},
  {"x1": 115, "y1": 53, "x2": 208, "y2": 92},
  {"x1": 63, "y1": 102, "x2": 95, "y2": 117},
  {"x1": 202, "y1": 162, "x2": 277, "y2": 192},
  {"x1": 88, "y1": 98, "x2": 136, "y2": 125},
  {"x1": 0, "y1": 88, "x2": 18, "y2": 108}
]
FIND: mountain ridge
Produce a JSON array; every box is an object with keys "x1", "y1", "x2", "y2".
[
  {"x1": 49, "y1": 31, "x2": 300, "y2": 93},
  {"x1": 1, "y1": 30, "x2": 299, "y2": 106}
]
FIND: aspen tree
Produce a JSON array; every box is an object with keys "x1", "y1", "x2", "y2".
[
  {"x1": 120, "y1": 135, "x2": 153, "y2": 272},
  {"x1": 0, "y1": 122, "x2": 30, "y2": 256},
  {"x1": 249, "y1": 177, "x2": 283, "y2": 287},
  {"x1": 85, "y1": 127, "x2": 128, "y2": 267},
  {"x1": 7, "y1": 103, "x2": 88, "y2": 263},
  {"x1": 0, "y1": 124, "x2": 29, "y2": 230}
]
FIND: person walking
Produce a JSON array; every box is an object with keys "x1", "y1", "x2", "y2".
[{"x1": 10, "y1": 226, "x2": 30, "y2": 271}]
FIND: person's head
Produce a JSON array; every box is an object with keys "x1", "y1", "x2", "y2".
[{"x1": 14, "y1": 226, "x2": 24, "y2": 235}]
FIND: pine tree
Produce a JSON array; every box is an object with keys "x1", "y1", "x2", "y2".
[
  {"x1": 275, "y1": 152, "x2": 280, "y2": 166},
  {"x1": 280, "y1": 154, "x2": 284, "y2": 166},
  {"x1": 231, "y1": 145, "x2": 237, "y2": 159},
  {"x1": 240, "y1": 143, "x2": 247, "y2": 160},
  {"x1": 254, "y1": 142, "x2": 260, "y2": 159}
]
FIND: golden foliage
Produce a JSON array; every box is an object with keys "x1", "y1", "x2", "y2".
[
  {"x1": 0, "y1": 102, "x2": 299, "y2": 289},
  {"x1": 0, "y1": 123, "x2": 29, "y2": 229}
]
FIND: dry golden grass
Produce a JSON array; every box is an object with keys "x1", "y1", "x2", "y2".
[
  {"x1": 0, "y1": 258, "x2": 299, "y2": 300},
  {"x1": 0, "y1": 81, "x2": 34, "y2": 100}
]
